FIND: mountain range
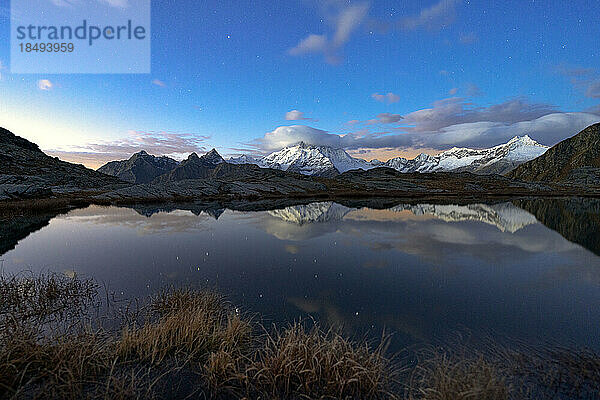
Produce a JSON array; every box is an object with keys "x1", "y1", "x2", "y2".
[
  {"x1": 1, "y1": 123, "x2": 599, "y2": 203},
  {"x1": 97, "y1": 134, "x2": 548, "y2": 181},
  {"x1": 228, "y1": 135, "x2": 548, "y2": 177}
]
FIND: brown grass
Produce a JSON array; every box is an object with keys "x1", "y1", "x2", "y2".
[
  {"x1": 1, "y1": 272, "x2": 599, "y2": 399},
  {"x1": 405, "y1": 350, "x2": 510, "y2": 400},
  {"x1": 118, "y1": 289, "x2": 252, "y2": 365},
  {"x1": 245, "y1": 323, "x2": 395, "y2": 399}
]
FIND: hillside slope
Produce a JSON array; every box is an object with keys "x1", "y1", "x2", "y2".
[
  {"x1": 508, "y1": 123, "x2": 600, "y2": 184},
  {"x1": 0, "y1": 128, "x2": 124, "y2": 200}
]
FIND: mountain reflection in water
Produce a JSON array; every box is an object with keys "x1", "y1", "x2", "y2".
[{"x1": 1, "y1": 198, "x2": 599, "y2": 351}]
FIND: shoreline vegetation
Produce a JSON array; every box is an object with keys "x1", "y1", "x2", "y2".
[{"x1": 0, "y1": 272, "x2": 598, "y2": 399}]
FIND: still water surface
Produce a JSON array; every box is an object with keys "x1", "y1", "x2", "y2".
[{"x1": 2, "y1": 200, "x2": 599, "y2": 351}]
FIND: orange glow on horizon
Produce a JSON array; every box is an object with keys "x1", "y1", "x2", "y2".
[{"x1": 347, "y1": 147, "x2": 439, "y2": 162}]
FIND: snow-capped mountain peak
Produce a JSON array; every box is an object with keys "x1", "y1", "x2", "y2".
[
  {"x1": 227, "y1": 135, "x2": 549, "y2": 177},
  {"x1": 230, "y1": 142, "x2": 376, "y2": 176}
]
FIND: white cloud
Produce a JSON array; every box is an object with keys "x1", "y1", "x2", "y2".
[
  {"x1": 557, "y1": 65, "x2": 600, "y2": 99},
  {"x1": 448, "y1": 87, "x2": 458, "y2": 95},
  {"x1": 586, "y1": 81, "x2": 600, "y2": 99},
  {"x1": 400, "y1": 97, "x2": 557, "y2": 133},
  {"x1": 466, "y1": 83, "x2": 484, "y2": 97},
  {"x1": 290, "y1": 0, "x2": 460, "y2": 64},
  {"x1": 49, "y1": 0, "x2": 76, "y2": 6},
  {"x1": 256, "y1": 125, "x2": 343, "y2": 151},
  {"x1": 368, "y1": 113, "x2": 403, "y2": 124},
  {"x1": 285, "y1": 110, "x2": 314, "y2": 121},
  {"x1": 37, "y1": 79, "x2": 53, "y2": 91},
  {"x1": 250, "y1": 125, "x2": 413, "y2": 153},
  {"x1": 459, "y1": 32, "x2": 478, "y2": 44},
  {"x1": 288, "y1": 3, "x2": 369, "y2": 64},
  {"x1": 399, "y1": 0, "x2": 459, "y2": 31},
  {"x1": 249, "y1": 99, "x2": 600, "y2": 153},
  {"x1": 288, "y1": 34, "x2": 328, "y2": 56},
  {"x1": 371, "y1": 92, "x2": 400, "y2": 104},
  {"x1": 49, "y1": 0, "x2": 128, "y2": 7},
  {"x1": 48, "y1": 130, "x2": 210, "y2": 167},
  {"x1": 418, "y1": 112, "x2": 600, "y2": 149},
  {"x1": 151, "y1": 79, "x2": 167, "y2": 88},
  {"x1": 99, "y1": 0, "x2": 129, "y2": 7}
]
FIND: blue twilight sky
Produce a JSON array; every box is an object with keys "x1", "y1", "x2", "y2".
[{"x1": 0, "y1": 0, "x2": 599, "y2": 167}]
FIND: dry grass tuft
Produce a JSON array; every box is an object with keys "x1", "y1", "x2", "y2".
[
  {"x1": 249, "y1": 323, "x2": 396, "y2": 399},
  {"x1": 204, "y1": 322, "x2": 397, "y2": 399},
  {"x1": 406, "y1": 350, "x2": 510, "y2": 400},
  {"x1": 0, "y1": 331, "x2": 115, "y2": 399},
  {"x1": 118, "y1": 289, "x2": 252, "y2": 366}
]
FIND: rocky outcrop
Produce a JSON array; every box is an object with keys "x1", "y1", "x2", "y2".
[
  {"x1": 0, "y1": 128, "x2": 125, "y2": 200},
  {"x1": 508, "y1": 123, "x2": 600, "y2": 185},
  {"x1": 98, "y1": 151, "x2": 179, "y2": 184}
]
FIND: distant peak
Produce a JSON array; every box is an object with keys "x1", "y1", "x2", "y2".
[
  {"x1": 188, "y1": 152, "x2": 200, "y2": 159},
  {"x1": 415, "y1": 153, "x2": 433, "y2": 161},
  {"x1": 200, "y1": 148, "x2": 225, "y2": 164},
  {"x1": 507, "y1": 135, "x2": 539, "y2": 146},
  {"x1": 295, "y1": 141, "x2": 311, "y2": 148}
]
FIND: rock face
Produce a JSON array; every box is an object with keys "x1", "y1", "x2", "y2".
[
  {"x1": 98, "y1": 151, "x2": 179, "y2": 184},
  {"x1": 508, "y1": 123, "x2": 600, "y2": 185},
  {"x1": 0, "y1": 128, "x2": 124, "y2": 200},
  {"x1": 229, "y1": 136, "x2": 548, "y2": 176},
  {"x1": 154, "y1": 149, "x2": 225, "y2": 183}
]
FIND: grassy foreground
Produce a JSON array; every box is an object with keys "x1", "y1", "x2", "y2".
[{"x1": 0, "y1": 273, "x2": 598, "y2": 399}]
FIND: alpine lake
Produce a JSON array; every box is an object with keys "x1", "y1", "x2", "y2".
[{"x1": 2, "y1": 197, "x2": 599, "y2": 353}]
